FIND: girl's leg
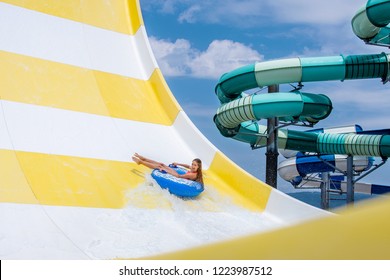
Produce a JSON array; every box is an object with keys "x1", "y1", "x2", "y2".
[
  {"x1": 133, "y1": 154, "x2": 179, "y2": 177},
  {"x1": 132, "y1": 156, "x2": 163, "y2": 170},
  {"x1": 134, "y1": 153, "x2": 161, "y2": 166}
]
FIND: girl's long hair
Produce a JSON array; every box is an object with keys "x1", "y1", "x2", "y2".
[{"x1": 193, "y1": 158, "x2": 204, "y2": 186}]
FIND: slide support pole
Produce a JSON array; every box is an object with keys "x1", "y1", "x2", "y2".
[
  {"x1": 265, "y1": 85, "x2": 279, "y2": 188},
  {"x1": 346, "y1": 155, "x2": 355, "y2": 205},
  {"x1": 321, "y1": 172, "x2": 330, "y2": 210}
]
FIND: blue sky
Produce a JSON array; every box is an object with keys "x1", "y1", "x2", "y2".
[{"x1": 139, "y1": 0, "x2": 390, "y2": 190}]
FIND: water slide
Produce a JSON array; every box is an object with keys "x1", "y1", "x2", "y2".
[
  {"x1": 214, "y1": 0, "x2": 390, "y2": 157},
  {"x1": 277, "y1": 124, "x2": 390, "y2": 195},
  {"x1": 214, "y1": 52, "x2": 390, "y2": 157},
  {"x1": 0, "y1": 0, "x2": 390, "y2": 260},
  {"x1": 214, "y1": 0, "x2": 390, "y2": 194},
  {"x1": 216, "y1": 0, "x2": 390, "y2": 150},
  {"x1": 352, "y1": 0, "x2": 390, "y2": 46},
  {"x1": 278, "y1": 152, "x2": 390, "y2": 195}
]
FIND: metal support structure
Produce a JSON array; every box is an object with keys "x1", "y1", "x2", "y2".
[
  {"x1": 265, "y1": 85, "x2": 279, "y2": 188},
  {"x1": 321, "y1": 172, "x2": 330, "y2": 210},
  {"x1": 353, "y1": 157, "x2": 388, "y2": 183},
  {"x1": 346, "y1": 155, "x2": 354, "y2": 205},
  {"x1": 250, "y1": 120, "x2": 313, "y2": 150},
  {"x1": 309, "y1": 155, "x2": 388, "y2": 208}
]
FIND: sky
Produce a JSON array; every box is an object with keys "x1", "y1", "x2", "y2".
[{"x1": 139, "y1": 0, "x2": 390, "y2": 191}]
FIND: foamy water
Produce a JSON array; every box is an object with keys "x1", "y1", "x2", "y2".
[{"x1": 83, "y1": 175, "x2": 284, "y2": 259}]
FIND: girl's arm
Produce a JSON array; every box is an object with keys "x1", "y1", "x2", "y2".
[
  {"x1": 172, "y1": 162, "x2": 190, "y2": 169},
  {"x1": 162, "y1": 166, "x2": 197, "y2": 180}
]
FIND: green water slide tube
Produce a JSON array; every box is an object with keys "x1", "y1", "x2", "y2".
[
  {"x1": 214, "y1": 53, "x2": 390, "y2": 158},
  {"x1": 352, "y1": 0, "x2": 390, "y2": 44}
]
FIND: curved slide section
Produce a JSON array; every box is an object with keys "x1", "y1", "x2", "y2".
[
  {"x1": 278, "y1": 154, "x2": 373, "y2": 185},
  {"x1": 214, "y1": 53, "x2": 390, "y2": 158},
  {"x1": 352, "y1": 0, "x2": 390, "y2": 46},
  {"x1": 215, "y1": 91, "x2": 332, "y2": 130},
  {"x1": 278, "y1": 124, "x2": 390, "y2": 195}
]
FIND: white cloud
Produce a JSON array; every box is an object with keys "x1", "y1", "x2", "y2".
[
  {"x1": 141, "y1": 0, "x2": 366, "y2": 27},
  {"x1": 190, "y1": 40, "x2": 263, "y2": 78},
  {"x1": 178, "y1": 5, "x2": 201, "y2": 23},
  {"x1": 178, "y1": 1, "x2": 268, "y2": 26},
  {"x1": 143, "y1": 0, "x2": 374, "y2": 58},
  {"x1": 141, "y1": 0, "x2": 271, "y2": 27},
  {"x1": 149, "y1": 37, "x2": 263, "y2": 79},
  {"x1": 148, "y1": 36, "x2": 197, "y2": 76}
]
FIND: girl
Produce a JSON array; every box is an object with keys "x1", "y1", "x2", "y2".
[{"x1": 132, "y1": 153, "x2": 204, "y2": 185}]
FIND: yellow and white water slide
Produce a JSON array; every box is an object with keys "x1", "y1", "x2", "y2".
[{"x1": 1, "y1": 0, "x2": 390, "y2": 259}]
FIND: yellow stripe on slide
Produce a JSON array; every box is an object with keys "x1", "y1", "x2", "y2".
[
  {"x1": 0, "y1": 51, "x2": 180, "y2": 125},
  {"x1": 0, "y1": 150, "x2": 147, "y2": 208},
  {"x1": 96, "y1": 67, "x2": 181, "y2": 123},
  {"x1": 206, "y1": 152, "x2": 272, "y2": 212},
  {"x1": 2, "y1": 0, "x2": 143, "y2": 35},
  {"x1": 0, "y1": 150, "x2": 37, "y2": 204},
  {"x1": 0, "y1": 149, "x2": 268, "y2": 211}
]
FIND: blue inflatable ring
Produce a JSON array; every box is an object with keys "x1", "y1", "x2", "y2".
[{"x1": 151, "y1": 165, "x2": 204, "y2": 198}]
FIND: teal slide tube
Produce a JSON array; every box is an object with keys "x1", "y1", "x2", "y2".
[
  {"x1": 352, "y1": 0, "x2": 390, "y2": 44},
  {"x1": 215, "y1": 53, "x2": 389, "y2": 96},
  {"x1": 214, "y1": 21, "x2": 390, "y2": 158},
  {"x1": 214, "y1": 51, "x2": 390, "y2": 157},
  {"x1": 214, "y1": 0, "x2": 390, "y2": 158},
  {"x1": 366, "y1": 0, "x2": 390, "y2": 27}
]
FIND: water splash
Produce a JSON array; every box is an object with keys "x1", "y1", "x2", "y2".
[{"x1": 86, "y1": 176, "x2": 283, "y2": 259}]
